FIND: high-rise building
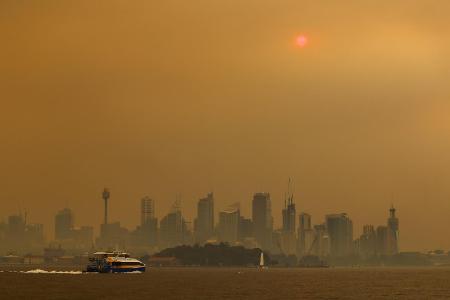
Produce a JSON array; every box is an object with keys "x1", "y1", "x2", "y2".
[
  {"x1": 282, "y1": 197, "x2": 296, "y2": 233},
  {"x1": 326, "y1": 213, "x2": 353, "y2": 257},
  {"x1": 376, "y1": 225, "x2": 388, "y2": 255},
  {"x1": 239, "y1": 216, "x2": 253, "y2": 240},
  {"x1": 7, "y1": 215, "x2": 26, "y2": 241},
  {"x1": 4, "y1": 214, "x2": 44, "y2": 251},
  {"x1": 72, "y1": 226, "x2": 94, "y2": 248},
  {"x1": 297, "y1": 213, "x2": 312, "y2": 256},
  {"x1": 387, "y1": 205, "x2": 399, "y2": 255},
  {"x1": 159, "y1": 204, "x2": 190, "y2": 249},
  {"x1": 141, "y1": 197, "x2": 155, "y2": 226},
  {"x1": 194, "y1": 193, "x2": 214, "y2": 244},
  {"x1": 281, "y1": 193, "x2": 296, "y2": 255},
  {"x1": 218, "y1": 205, "x2": 240, "y2": 244},
  {"x1": 252, "y1": 193, "x2": 273, "y2": 250},
  {"x1": 98, "y1": 221, "x2": 130, "y2": 249},
  {"x1": 132, "y1": 197, "x2": 158, "y2": 247},
  {"x1": 312, "y1": 224, "x2": 330, "y2": 257},
  {"x1": 0, "y1": 221, "x2": 6, "y2": 242},
  {"x1": 359, "y1": 225, "x2": 377, "y2": 258},
  {"x1": 55, "y1": 208, "x2": 74, "y2": 240},
  {"x1": 25, "y1": 223, "x2": 44, "y2": 245}
]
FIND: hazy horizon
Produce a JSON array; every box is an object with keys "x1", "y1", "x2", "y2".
[{"x1": 1, "y1": 0, "x2": 450, "y2": 251}]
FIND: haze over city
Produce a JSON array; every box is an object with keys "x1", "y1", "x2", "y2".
[{"x1": 2, "y1": 0, "x2": 450, "y2": 252}]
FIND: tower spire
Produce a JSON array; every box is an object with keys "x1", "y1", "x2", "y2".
[{"x1": 102, "y1": 188, "x2": 110, "y2": 225}]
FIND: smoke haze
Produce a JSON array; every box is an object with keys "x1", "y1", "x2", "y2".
[{"x1": 1, "y1": 1, "x2": 450, "y2": 250}]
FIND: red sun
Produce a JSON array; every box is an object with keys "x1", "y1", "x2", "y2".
[{"x1": 295, "y1": 35, "x2": 308, "y2": 48}]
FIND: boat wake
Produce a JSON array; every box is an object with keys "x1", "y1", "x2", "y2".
[
  {"x1": 123, "y1": 271, "x2": 143, "y2": 274},
  {"x1": 24, "y1": 269, "x2": 83, "y2": 274}
]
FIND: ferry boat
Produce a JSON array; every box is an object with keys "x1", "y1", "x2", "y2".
[{"x1": 86, "y1": 251, "x2": 146, "y2": 273}]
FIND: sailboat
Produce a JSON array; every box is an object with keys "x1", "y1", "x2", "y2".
[{"x1": 259, "y1": 252, "x2": 267, "y2": 269}]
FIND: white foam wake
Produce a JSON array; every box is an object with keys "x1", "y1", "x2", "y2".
[
  {"x1": 22, "y1": 269, "x2": 82, "y2": 274},
  {"x1": 123, "y1": 271, "x2": 143, "y2": 274}
]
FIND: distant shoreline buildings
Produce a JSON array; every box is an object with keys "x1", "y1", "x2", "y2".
[{"x1": 0, "y1": 186, "x2": 400, "y2": 262}]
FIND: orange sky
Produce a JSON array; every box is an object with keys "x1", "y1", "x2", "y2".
[{"x1": 1, "y1": 1, "x2": 450, "y2": 250}]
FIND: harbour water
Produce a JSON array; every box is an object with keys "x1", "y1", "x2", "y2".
[{"x1": 2, "y1": 267, "x2": 450, "y2": 299}]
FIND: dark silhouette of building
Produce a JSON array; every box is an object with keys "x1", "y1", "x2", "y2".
[
  {"x1": 159, "y1": 201, "x2": 191, "y2": 249},
  {"x1": 193, "y1": 193, "x2": 214, "y2": 244},
  {"x1": 141, "y1": 196, "x2": 155, "y2": 225},
  {"x1": 54, "y1": 208, "x2": 93, "y2": 249},
  {"x1": 326, "y1": 213, "x2": 353, "y2": 257},
  {"x1": 98, "y1": 221, "x2": 130, "y2": 249},
  {"x1": 359, "y1": 225, "x2": 377, "y2": 258},
  {"x1": 55, "y1": 208, "x2": 74, "y2": 240},
  {"x1": 252, "y1": 192, "x2": 273, "y2": 250},
  {"x1": 376, "y1": 225, "x2": 388, "y2": 255},
  {"x1": 298, "y1": 212, "x2": 313, "y2": 256},
  {"x1": 1, "y1": 213, "x2": 44, "y2": 253},
  {"x1": 281, "y1": 186, "x2": 296, "y2": 255},
  {"x1": 132, "y1": 197, "x2": 158, "y2": 247},
  {"x1": 239, "y1": 216, "x2": 253, "y2": 240},
  {"x1": 218, "y1": 204, "x2": 240, "y2": 244},
  {"x1": 312, "y1": 223, "x2": 330, "y2": 257}
]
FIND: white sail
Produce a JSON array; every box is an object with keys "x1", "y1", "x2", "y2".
[{"x1": 259, "y1": 252, "x2": 264, "y2": 267}]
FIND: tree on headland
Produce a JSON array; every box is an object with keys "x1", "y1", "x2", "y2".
[{"x1": 152, "y1": 243, "x2": 270, "y2": 266}]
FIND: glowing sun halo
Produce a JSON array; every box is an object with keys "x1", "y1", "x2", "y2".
[{"x1": 296, "y1": 35, "x2": 308, "y2": 48}]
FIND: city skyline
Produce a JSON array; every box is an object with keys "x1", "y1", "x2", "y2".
[
  {"x1": 0, "y1": 188, "x2": 402, "y2": 262},
  {"x1": 1, "y1": 187, "x2": 405, "y2": 252}
]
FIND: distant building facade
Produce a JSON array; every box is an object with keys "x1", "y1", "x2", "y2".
[
  {"x1": 359, "y1": 225, "x2": 377, "y2": 258},
  {"x1": 252, "y1": 193, "x2": 273, "y2": 250},
  {"x1": 326, "y1": 213, "x2": 353, "y2": 257},
  {"x1": 376, "y1": 225, "x2": 388, "y2": 255},
  {"x1": 194, "y1": 193, "x2": 214, "y2": 244},
  {"x1": 297, "y1": 213, "x2": 313, "y2": 256},
  {"x1": 281, "y1": 194, "x2": 296, "y2": 255},
  {"x1": 55, "y1": 208, "x2": 74, "y2": 240},
  {"x1": 218, "y1": 205, "x2": 240, "y2": 244},
  {"x1": 132, "y1": 197, "x2": 158, "y2": 247},
  {"x1": 159, "y1": 207, "x2": 191, "y2": 249}
]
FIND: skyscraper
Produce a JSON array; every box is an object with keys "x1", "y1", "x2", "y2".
[
  {"x1": 218, "y1": 204, "x2": 240, "y2": 244},
  {"x1": 252, "y1": 192, "x2": 273, "y2": 250},
  {"x1": 194, "y1": 192, "x2": 214, "y2": 244},
  {"x1": 326, "y1": 213, "x2": 353, "y2": 257},
  {"x1": 159, "y1": 200, "x2": 190, "y2": 249},
  {"x1": 55, "y1": 208, "x2": 74, "y2": 240},
  {"x1": 281, "y1": 190, "x2": 296, "y2": 255},
  {"x1": 312, "y1": 224, "x2": 330, "y2": 257},
  {"x1": 359, "y1": 225, "x2": 377, "y2": 258},
  {"x1": 141, "y1": 197, "x2": 155, "y2": 226},
  {"x1": 376, "y1": 225, "x2": 388, "y2": 255},
  {"x1": 6, "y1": 214, "x2": 26, "y2": 248},
  {"x1": 134, "y1": 197, "x2": 158, "y2": 247},
  {"x1": 387, "y1": 205, "x2": 399, "y2": 255},
  {"x1": 298, "y1": 213, "x2": 313, "y2": 256}
]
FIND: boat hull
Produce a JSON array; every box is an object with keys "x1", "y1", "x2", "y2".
[
  {"x1": 108, "y1": 266, "x2": 146, "y2": 273},
  {"x1": 98, "y1": 265, "x2": 146, "y2": 273}
]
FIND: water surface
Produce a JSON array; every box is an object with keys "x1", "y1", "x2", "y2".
[{"x1": 2, "y1": 267, "x2": 450, "y2": 299}]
